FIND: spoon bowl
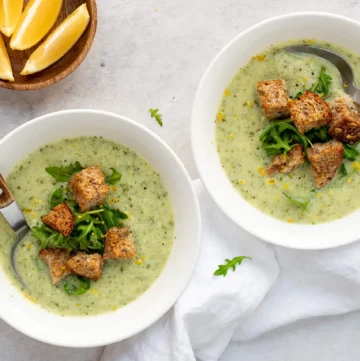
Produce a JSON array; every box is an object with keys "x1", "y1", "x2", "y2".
[{"x1": 286, "y1": 45, "x2": 360, "y2": 103}]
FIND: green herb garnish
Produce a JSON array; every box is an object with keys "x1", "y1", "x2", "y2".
[
  {"x1": 31, "y1": 224, "x2": 77, "y2": 250},
  {"x1": 106, "y1": 168, "x2": 122, "y2": 185},
  {"x1": 49, "y1": 187, "x2": 66, "y2": 208},
  {"x1": 259, "y1": 119, "x2": 309, "y2": 155},
  {"x1": 149, "y1": 108, "x2": 163, "y2": 127},
  {"x1": 343, "y1": 143, "x2": 359, "y2": 160},
  {"x1": 294, "y1": 67, "x2": 332, "y2": 98},
  {"x1": 282, "y1": 192, "x2": 311, "y2": 212},
  {"x1": 339, "y1": 163, "x2": 347, "y2": 177},
  {"x1": 62, "y1": 275, "x2": 90, "y2": 296},
  {"x1": 214, "y1": 256, "x2": 251, "y2": 277},
  {"x1": 45, "y1": 161, "x2": 84, "y2": 182},
  {"x1": 305, "y1": 126, "x2": 331, "y2": 144}
]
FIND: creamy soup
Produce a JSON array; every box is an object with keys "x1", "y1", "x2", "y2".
[
  {"x1": 216, "y1": 39, "x2": 360, "y2": 224},
  {"x1": 0, "y1": 137, "x2": 174, "y2": 316}
]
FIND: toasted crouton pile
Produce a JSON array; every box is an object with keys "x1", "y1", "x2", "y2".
[
  {"x1": 288, "y1": 91, "x2": 332, "y2": 134},
  {"x1": 307, "y1": 140, "x2": 344, "y2": 188},
  {"x1": 103, "y1": 227, "x2": 136, "y2": 260},
  {"x1": 257, "y1": 80, "x2": 290, "y2": 119},
  {"x1": 266, "y1": 144, "x2": 305, "y2": 176},
  {"x1": 39, "y1": 166, "x2": 137, "y2": 286},
  {"x1": 39, "y1": 248, "x2": 71, "y2": 284},
  {"x1": 67, "y1": 252, "x2": 104, "y2": 280},
  {"x1": 42, "y1": 203, "x2": 75, "y2": 236},
  {"x1": 328, "y1": 97, "x2": 360, "y2": 144},
  {"x1": 69, "y1": 166, "x2": 110, "y2": 212}
]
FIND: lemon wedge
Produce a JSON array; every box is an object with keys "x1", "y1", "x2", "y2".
[
  {"x1": 0, "y1": 0, "x2": 24, "y2": 37},
  {"x1": 10, "y1": 0, "x2": 63, "y2": 50},
  {"x1": 0, "y1": 33, "x2": 13, "y2": 81},
  {"x1": 21, "y1": 4, "x2": 90, "y2": 75}
]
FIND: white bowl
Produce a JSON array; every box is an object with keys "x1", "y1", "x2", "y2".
[
  {"x1": 192, "y1": 12, "x2": 360, "y2": 250},
  {"x1": 0, "y1": 110, "x2": 201, "y2": 347}
]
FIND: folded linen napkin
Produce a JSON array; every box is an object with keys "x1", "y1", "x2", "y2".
[{"x1": 102, "y1": 180, "x2": 360, "y2": 361}]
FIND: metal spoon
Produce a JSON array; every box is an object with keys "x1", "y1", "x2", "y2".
[
  {"x1": 0, "y1": 174, "x2": 29, "y2": 288},
  {"x1": 285, "y1": 45, "x2": 360, "y2": 104}
]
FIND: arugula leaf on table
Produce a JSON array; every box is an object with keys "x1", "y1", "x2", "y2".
[
  {"x1": 282, "y1": 192, "x2": 312, "y2": 212},
  {"x1": 45, "y1": 161, "x2": 84, "y2": 182},
  {"x1": 214, "y1": 256, "x2": 251, "y2": 277},
  {"x1": 106, "y1": 168, "x2": 122, "y2": 185},
  {"x1": 149, "y1": 108, "x2": 163, "y2": 127},
  {"x1": 62, "y1": 275, "x2": 90, "y2": 296}
]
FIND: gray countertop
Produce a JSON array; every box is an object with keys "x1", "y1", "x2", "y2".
[{"x1": 2, "y1": 0, "x2": 360, "y2": 360}]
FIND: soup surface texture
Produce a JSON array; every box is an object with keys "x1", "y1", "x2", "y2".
[
  {"x1": 0, "y1": 136, "x2": 174, "y2": 316},
  {"x1": 216, "y1": 39, "x2": 360, "y2": 224}
]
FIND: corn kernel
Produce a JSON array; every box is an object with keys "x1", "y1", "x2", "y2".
[
  {"x1": 287, "y1": 219, "x2": 293, "y2": 223},
  {"x1": 247, "y1": 101, "x2": 253, "y2": 108},
  {"x1": 228, "y1": 133, "x2": 234, "y2": 139},
  {"x1": 316, "y1": 193, "x2": 321, "y2": 197},
  {"x1": 92, "y1": 289, "x2": 98, "y2": 296},
  {"x1": 283, "y1": 184, "x2": 289, "y2": 190},
  {"x1": 267, "y1": 179, "x2": 276, "y2": 185},
  {"x1": 217, "y1": 112, "x2": 225, "y2": 121},
  {"x1": 224, "y1": 89, "x2": 230, "y2": 96},
  {"x1": 239, "y1": 179, "x2": 246, "y2": 185},
  {"x1": 256, "y1": 55, "x2": 265, "y2": 61},
  {"x1": 258, "y1": 166, "x2": 265, "y2": 176},
  {"x1": 348, "y1": 177, "x2": 353, "y2": 183},
  {"x1": 352, "y1": 162, "x2": 360, "y2": 170},
  {"x1": 136, "y1": 259, "x2": 143, "y2": 265}
]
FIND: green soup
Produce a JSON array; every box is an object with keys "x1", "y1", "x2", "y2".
[
  {"x1": 216, "y1": 39, "x2": 360, "y2": 224},
  {"x1": 0, "y1": 136, "x2": 174, "y2": 316}
]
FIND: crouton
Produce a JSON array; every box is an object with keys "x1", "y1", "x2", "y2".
[
  {"x1": 328, "y1": 97, "x2": 360, "y2": 144},
  {"x1": 266, "y1": 144, "x2": 305, "y2": 176},
  {"x1": 307, "y1": 140, "x2": 344, "y2": 188},
  {"x1": 103, "y1": 227, "x2": 136, "y2": 260},
  {"x1": 39, "y1": 248, "x2": 71, "y2": 284},
  {"x1": 67, "y1": 252, "x2": 104, "y2": 280},
  {"x1": 257, "y1": 80, "x2": 290, "y2": 119},
  {"x1": 42, "y1": 202, "x2": 75, "y2": 236},
  {"x1": 289, "y1": 91, "x2": 332, "y2": 134},
  {"x1": 69, "y1": 166, "x2": 110, "y2": 212}
]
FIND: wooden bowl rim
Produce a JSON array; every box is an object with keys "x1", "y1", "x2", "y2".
[{"x1": 0, "y1": 0, "x2": 97, "y2": 91}]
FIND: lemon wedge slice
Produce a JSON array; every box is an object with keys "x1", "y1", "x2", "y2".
[
  {"x1": 10, "y1": 0, "x2": 63, "y2": 50},
  {"x1": 0, "y1": 33, "x2": 14, "y2": 81},
  {"x1": 0, "y1": 0, "x2": 24, "y2": 37},
  {"x1": 21, "y1": 4, "x2": 90, "y2": 75}
]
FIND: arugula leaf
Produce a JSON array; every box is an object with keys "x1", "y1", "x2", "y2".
[
  {"x1": 149, "y1": 108, "x2": 163, "y2": 127},
  {"x1": 343, "y1": 143, "x2": 359, "y2": 160},
  {"x1": 293, "y1": 67, "x2": 332, "y2": 98},
  {"x1": 214, "y1": 256, "x2": 251, "y2": 277},
  {"x1": 305, "y1": 126, "x2": 331, "y2": 144},
  {"x1": 260, "y1": 120, "x2": 309, "y2": 155},
  {"x1": 31, "y1": 224, "x2": 76, "y2": 250},
  {"x1": 49, "y1": 187, "x2": 66, "y2": 208},
  {"x1": 106, "y1": 168, "x2": 122, "y2": 185},
  {"x1": 339, "y1": 163, "x2": 347, "y2": 178},
  {"x1": 45, "y1": 161, "x2": 84, "y2": 182},
  {"x1": 62, "y1": 275, "x2": 90, "y2": 296},
  {"x1": 100, "y1": 206, "x2": 128, "y2": 230},
  {"x1": 283, "y1": 192, "x2": 311, "y2": 212}
]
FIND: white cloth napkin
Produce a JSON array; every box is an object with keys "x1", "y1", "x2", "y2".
[{"x1": 101, "y1": 180, "x2": 360, "y2": 361}]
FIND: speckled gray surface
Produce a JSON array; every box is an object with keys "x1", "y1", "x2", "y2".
[{"x1": 2, "y1": 0, "x2": 360, "y2": 360}]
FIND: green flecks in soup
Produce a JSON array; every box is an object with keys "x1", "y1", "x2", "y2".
[
  {"x1": 0, "y1": 136, "x2": 174, "y2": 316},
  {"x1": 216, "y1": 39, "x2": 360, "y2": 224}
]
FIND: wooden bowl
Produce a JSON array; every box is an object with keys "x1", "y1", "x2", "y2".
[{"x1": 0, "y1": 0, "x2": 97, "y2": 91}]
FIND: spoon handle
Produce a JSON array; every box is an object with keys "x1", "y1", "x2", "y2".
[{"x1": 0, "y1": 174, "x2": 14, "y2": 209}]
